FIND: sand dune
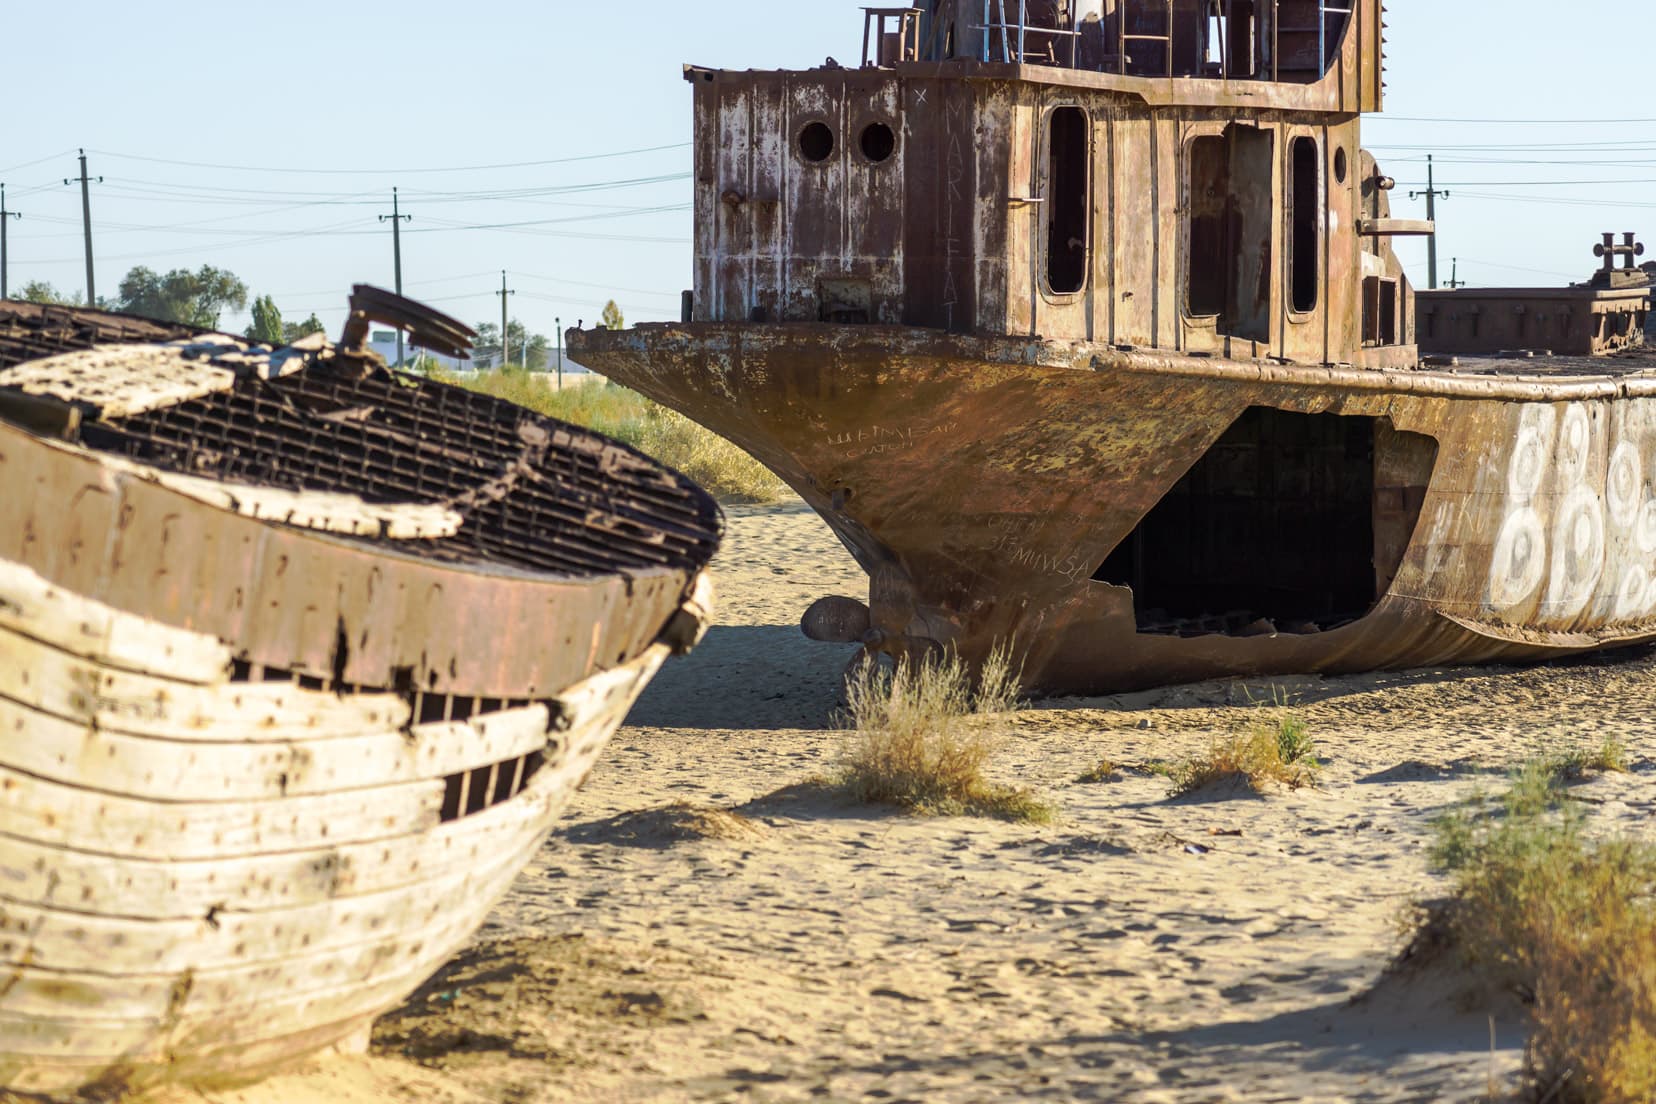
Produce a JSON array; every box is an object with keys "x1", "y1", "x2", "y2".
[{"x1": 135, "y1": 500, "x2": 1655, "y2": 1103}]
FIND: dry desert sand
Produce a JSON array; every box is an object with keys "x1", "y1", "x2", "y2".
[{"x1": 140, "y1": 499, "x2": 1655, "y2": 1104}]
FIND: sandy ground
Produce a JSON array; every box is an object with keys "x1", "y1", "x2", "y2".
[{"x1": 174, "y1": 500, "x2": 1655, "y2": 1104}]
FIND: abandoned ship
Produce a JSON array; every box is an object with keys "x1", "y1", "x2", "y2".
[
  {"x1": 572, "y1": 0, "x2": 1656, "y2": 694},
  {"x1": 0, "y1": 292, "x2": 719, "y2": 1095}
]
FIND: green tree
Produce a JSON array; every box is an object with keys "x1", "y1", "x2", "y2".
[
  {"x1": 245, "y1": 295, "x2": 283, "y2": 344},
  {"x1": 473, "y1": 318, "x2": 548, "y2": 370},
  {"x1": 281, "y1": 313, "x2": 326, "y2": 343},
  {"x1": 13, "y1": 280, "x2": 81, "y2": 306},
  {"x1": 600, "y1": 299, "x2": 624, "y2": 330},
  {"x1": 115, "y1": 265, "x2": 249, "y2": 328}
]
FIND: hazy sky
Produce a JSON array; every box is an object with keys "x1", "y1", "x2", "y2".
[{"x1": 1, "y1": 1, "x2": 1650, "y2": 341}]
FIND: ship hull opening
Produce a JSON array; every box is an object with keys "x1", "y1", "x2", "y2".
[{"x1": 1093, "y1": 407, "x2": 1434, "y2": 638}]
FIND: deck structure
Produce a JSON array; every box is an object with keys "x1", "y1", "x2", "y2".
[
  {"x1": 574, "y1": 2, "x2": 1656, "y2": 693},
  {"x1": 0, "y1": 297, "x2": 720, "y2": 1095},
  {"x1": 1418, "y1": 234, "x2": 1651, "y2": 358}
]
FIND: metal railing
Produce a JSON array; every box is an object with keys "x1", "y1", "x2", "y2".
[
  {"x1": 855, "y1": 0, "x2": 1350, "y2": 81},
  {"x1": 974, "y1": 0, "x2": 1082, "y2": 65}
]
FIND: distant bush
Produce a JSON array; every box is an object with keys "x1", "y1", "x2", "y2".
[
  {"x1": 836, "y1": 645, "x2": 1052, "y2": 823},
  {"x1": 439, "y1": 372, "x2": 789, "y2": 503}
]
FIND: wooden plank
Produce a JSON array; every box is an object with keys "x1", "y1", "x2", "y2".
[
  {"x1": 0, "y1": 768, "x2": 558, "y2": 918},
  {"x1": 141, "y1": 469, "x2": 466, "y2": 541},
  {"x1": 0, "y1": 825, "x2": 546, "y2": 976},
  {"x1": 0, "y1": 697, "x2": 550, "y2": 802},
  {"x1": 0, "y1": 559, "x2": 229, "y2": 683},
  {"x1": 0, "y1": 843, "x2": 524, "y2": 1031},
  {"x1": 0, "y1": 762, "x2": 443, "y2": 861},
  {"x1": 0, "y1": 345, "x2": 238, "y2": 421},
  {"x1": 0, "y1": 620, "x2": 410, "y2": 743}
]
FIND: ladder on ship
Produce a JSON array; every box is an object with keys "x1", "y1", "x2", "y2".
[
  {"x1": 1271, "y1": 0, "x2": 1351, "y2": 80},
  {"x1": 1117, "y1": 0, "x2": 1174, "y2": 76},
  {"x1": 976, "y1": 0, "x2": 1081, "y2": 65}
]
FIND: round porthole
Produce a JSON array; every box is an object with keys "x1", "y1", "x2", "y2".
[
  {"x1": 1333, "y1": 147, "x2": 1348, "y2": 184},
  {"x1": 860, "y1": 122, "x2": 896, "y2": 163},
  {"x1": 799, "y1": 122, "x2": 834, "y2": 163}
]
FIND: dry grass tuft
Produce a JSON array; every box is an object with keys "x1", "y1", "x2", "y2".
[
  {"x1": 439, "y1": 372, "x2": 788, "y2": 502},
  {"x1": 1164, "y1": 710, "x2": 1319, "y2": 796},
  {"x1": 1076, "y1": 759, "x2": 1121, "y2": 784},
  {"x1": 1546, "y1": 735, "x2": 1630, "y2": 780},
  {"x1": 835, "y1": 645, "x2": 1053, "y2": 823},
  {"x1": 1424, "y1": 758, "x2": 1656, "y2": 1103}
]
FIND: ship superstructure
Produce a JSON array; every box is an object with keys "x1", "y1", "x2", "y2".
[{"x1": 576, "y1": 3, "x2": 1656, "y2": 694}]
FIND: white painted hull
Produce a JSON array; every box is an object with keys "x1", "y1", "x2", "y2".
[{"x1": 0, "y1": 559, "x2": 670, "y2": 1096}]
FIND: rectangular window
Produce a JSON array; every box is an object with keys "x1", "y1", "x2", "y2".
[
  {"x1": 1188, "y1": 134, "x2": 1228, "y2": 317},
  {"x1": 1363, "y1": 276, "x2": 1398, "y2": 345},
  {"x1": 1290, "y1": 136, "x2": 1319, "y2": 314},
  {"x1": 1186, "y1": 123, "x2": 1274, "y2": 342},
  {"x1": 1045, "y1": 106, "x2": 1090, "y2": 295}
]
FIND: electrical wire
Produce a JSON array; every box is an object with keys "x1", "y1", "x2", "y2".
[{"x1": 87, "y1": 143, "x2": 691, "y2": 176}]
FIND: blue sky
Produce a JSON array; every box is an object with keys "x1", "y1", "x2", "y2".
[{"x1": 1, "y1": 1, "x2": 1650, "y2": 342}]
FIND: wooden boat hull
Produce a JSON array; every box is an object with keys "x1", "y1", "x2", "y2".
[
  {"x1": 0, "y1": 551, "x2": 669, "y2": 1093},
  {"x1": 576, "y1": 322, "x2": 1656, "y2": 693},
  {"x1": 0, "y1": 302, "x2": 721, "y2": 1095}
]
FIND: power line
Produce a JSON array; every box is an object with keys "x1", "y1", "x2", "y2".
[
  {"x1": 87, "y1": 142, "x2": 691, "y2": 176},
  {"x1": 0, "y1": 151, "x2": 75, "y2": 177},
  {"x1": 1377, "y1": 115, "x2": 1656, "y2": 124}
]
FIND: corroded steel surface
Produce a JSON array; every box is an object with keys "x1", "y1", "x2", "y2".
[
  {"x1": 574, "y1": 2, "x2": 1656, "y2": 694},
  {"x1": 578, "y1": 323, "x2": 1656, "y2": 692},
  {"x1": 0, "y1": 299, "x2": 722, "y2": 697},
  {"x1": 1418, "y1": 234, "x2": 1651, "y2": 358}
]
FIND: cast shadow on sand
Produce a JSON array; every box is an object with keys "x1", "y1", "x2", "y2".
[
  {"x1": 1040, "y1": 641, "x2": 1656, "y2": 717},
  {"x1": 561, "y1": 785, "x2": 910, "y2": 849},
  {"x1": 623, "y1": 624, "x2": 846, "y2": 731}
]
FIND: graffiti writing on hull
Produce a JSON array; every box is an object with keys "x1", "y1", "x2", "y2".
[{"x1": 827, "y1": 421, "x2": 958, "y2": 458}]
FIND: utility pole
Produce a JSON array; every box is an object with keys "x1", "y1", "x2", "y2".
[
  {"x1": 555, "y1": 315, "x2": 563, "y2": 390},
  {"x1": 0, "y1": 185, "x2": 21, "y2": 300},
  {"x1": 64, "y1": 149, "x2": 101, "y2": 306},
  {"x1": 495, "y1": 271, "x2": 515, "y2": 370},
  {"x1": 378, "y1": 188, "x2": 412, "y2": 367},
  {"x1": 1409, "y1": 154, "x2": 1450, "y2": 290},
  {"x1": 1446, "y1": 257, "x2": 1466, "y2": 290}
]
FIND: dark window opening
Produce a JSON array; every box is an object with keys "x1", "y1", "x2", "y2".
[
  {"x1": 1363, "y1": 277, "x2": 1398, "y2": 345},
  {"x1": 1045, "y1": 106, "x2": 1090, "y2": 294},
  {"x1": 1186, "y1": 124, "x2": 1274, "y2": 342},
  {"x1": 1094, "y1": 407, "x2": 1386, "y2": 637},
  {"x1": 439, "y1": 745, "x2": 549, "y2": 823},
  {"x1": 1290, "y1": 136, "x2": 1319, "y2": 313},
  {"x1": 860, "y1": 122, "x2": 896, "y2": 163},
  {"x1": 799, "y1": 122, "x2": 835, "y2": 163}
]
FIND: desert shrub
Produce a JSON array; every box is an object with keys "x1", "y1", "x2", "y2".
[
  {"x1": 835, "y1": 644, "x2": 1051, "y2": 823},
  {"x1": 1425, "y1": 758, "x2": 1656, "y2": 1103},
  {"x1": 1164, "y1": 711, "x2": 1319, "y2": 796},
  {"x1": 438, "y1": 372, "x2": 788, "y2": 502},
  {"x1": 1545, "y1": 735, "x2": 1630, "y2": 780},
  {"x1": 1076, "y1": 759, "x2": 1121, "y2": 783}
]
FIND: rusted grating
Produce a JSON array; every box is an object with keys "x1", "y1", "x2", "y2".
[{"x1": 0, "y1": 301, "x2": 721, "y2": 580}]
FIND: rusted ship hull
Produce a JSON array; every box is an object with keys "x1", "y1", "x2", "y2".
[
  {"x1": 578, "y1": 322, "x2": 1656, "y2": 693},
  {"x1": 0, "y1": 300, "x2": 720, "y2": 1095}
]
